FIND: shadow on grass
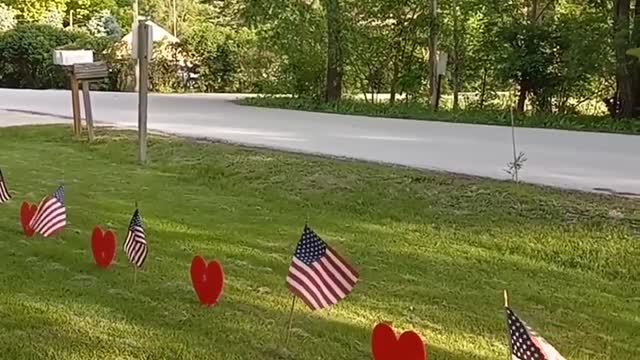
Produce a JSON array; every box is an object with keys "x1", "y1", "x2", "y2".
[{"x1": 0, "y1": 287, "x2": 497, "y2": 360}]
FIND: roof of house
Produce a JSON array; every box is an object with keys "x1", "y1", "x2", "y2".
[{"x1": 121, "y1": 19, "x2": 179, "y2": 44}]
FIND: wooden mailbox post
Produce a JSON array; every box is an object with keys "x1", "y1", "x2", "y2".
[{"x1": 69, "y1": 62, "x2": 109, "y2": 141}]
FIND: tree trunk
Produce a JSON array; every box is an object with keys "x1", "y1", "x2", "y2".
[
  {"x1": 517, "y1": 86, "x2": 527, "y2": 113},
  {"x1": 390, "y1": 60, "x2": 399, "y2": 104},
  {"x1": 529, "y1": 0, "x2": 539, "y2": 21},
  {"x1": 479, "y1": 67, "x2": 487, "y2": 110},
  {"x1": 429, "y1": 0, "x2": 439, "y2": 108},
  {"x1": 614, "y1": 0, "x2": 634, "y2": 118},
  {"x1": 324, "y1": 0, "x2": 343, "y2": 103},
  {"x1": 632, "y1": 0, "x2": 640, "y2": 115},
  {"x1": 452, "y1": 0, "x2": 461, "y2": 111}
]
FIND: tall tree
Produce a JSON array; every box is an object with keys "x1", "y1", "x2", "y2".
[
  {"x1": 452, "y1": 0, "x2": 461, "y2": 110},
  {"x1": 428, "y1": 0, "x2": 439, "y2": 107},
  {"x1": 614, "y1": 0, "x2": 634, "y2": 117},
  {"x1": 324, "y1": 0, "x2": 343, "y2": 102}
]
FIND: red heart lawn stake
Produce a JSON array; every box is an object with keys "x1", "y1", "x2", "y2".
[
  {"x1": 91, "y1": 226, "x2": 117, "y2": 268},
  {"x1": 20, "y1": 201, "x2": 37, "y2": 237},
  {"x1": 190, "y1": 255, "x2": 224, "y2": 306},
  {"x1": 371, "y1": 323, "x2": 427, "y2": 360}
]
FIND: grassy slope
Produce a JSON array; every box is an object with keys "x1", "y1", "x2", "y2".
[
  {"x1": 239, "y1": 97, "x2": 640, "y2": 135},
  {"x1": 0, "y1": 126, "x2": 638, "y2": 360}
]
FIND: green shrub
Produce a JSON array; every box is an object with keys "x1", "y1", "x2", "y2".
[{"x1": 0, "y1": 24, "x2": 84, "y2": 89}]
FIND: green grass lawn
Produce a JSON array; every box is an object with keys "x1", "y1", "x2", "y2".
[{"x1": 0, "y1": 125, "x2": 638, "y2": 359}]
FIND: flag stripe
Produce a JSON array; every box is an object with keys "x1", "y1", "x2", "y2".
[
  {"x1": 314, "y1": 259, "x2": 350, "y2": 296},
  {"x1": 310, "y1": 262, "x2": 345, "y2": 299},
  {"x1": 288, "y1": 270, "x2": 326, "y2": 309},
  {"x1": 312, "y1": 260, "x2": 349, "y2": 298},
  {"x1": 327, "y1": 248, "x2": 359, "y2": 282},
  {"x1": 287, "y1": 281, "x2": 319, "y2": 310},
  {"x1": 30, "y1": 186, "x2": 66, "y2": 238},
  {"x1": 0, "y1": 183, "x2": 10, "y2": 202},
  {"x1": 287, "y1": 276, "x2": 321, "y2": 310},
  {"x1": 319, "y1": 257, "x2": 353, "y2": 294},
  {"x1": 292, "y1": 259, "x2": 336, "y2": 306},
  {"x1": 0, "y1": 170, "x2": 10, "y2": 203},
  {"x1": 35, "y1": 205, "x2": 65, "y2": 231},
  {"x1": 290, "y1": 263, "x2": 332, "y2": 308}
]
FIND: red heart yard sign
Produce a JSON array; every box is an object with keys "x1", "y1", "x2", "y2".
[
  {"x1": 20, "y1": 201, "x2": 37, "y2": 237},
  {"x1": 371, "y1": 322, "x2": 427, "y2": 360},
  {"x1": 190, "y1": 255, "x2": 224, "y2": 306},
  {"x1": 91, "y1": 226, "x2": 117, "y2": 268}
]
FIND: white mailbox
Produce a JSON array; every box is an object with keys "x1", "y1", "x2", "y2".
[{"x1": 53, "y1": 50, "x2": 94, "y2": 66}]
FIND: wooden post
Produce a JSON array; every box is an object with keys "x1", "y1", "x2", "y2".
[
  {"x1": 70, "y1": 74, "x2": 82, "y2": 135},
  {"x1": 503, "y1": 290, "x2": 512, "y2": 359},
  {"x1": 284, "y1": 295, "x2": 297, "y2": 345},
  {"x1": 81, "y1": 81, "x2": 95, "y2": 142},
  {"x1": 137, "y1": 20, "x2": 150, "y2": 164}
]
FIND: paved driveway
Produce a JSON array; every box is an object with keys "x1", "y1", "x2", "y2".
[{"x1": 1, "y1": 88, "x2": 638, "y2": 195}]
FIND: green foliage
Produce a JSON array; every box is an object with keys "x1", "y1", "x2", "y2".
[
  {"x1": 86, "y1": 9, "x2": 122, "y2": 38},
  {"x1": 142, "y1": 0, "x2": 211, "y2": 37},
  {"x1": 2, "y1": 0, "x2": 66, "y2": 23},
  {"x1": 67, "y1": 0, "x2": 118, "y2": 27},
  {"x1": 247, "y1": 0, "x2": 327, "y2": 97},
  {"x1": 0, "y1": 24, "x2": 84, "y2": 89},
  {"x1": 180, "y1": 23, "x2": 258, "y2": 92},
  {"x1": 0, "y1": 3, "x2": 18, "y2": 32},
  {"x1": 39, "y1": 5, "x2": 64, "y2": 28},
  {"x1": 241, "y1": 96, "x2": 640, "y2": 134},
  {"x1": 498, "y1": 23, "x2": 562, "y2": 111}
]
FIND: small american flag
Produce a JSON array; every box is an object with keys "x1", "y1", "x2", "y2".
[
  {"x1": 0, "y1": 168, "x2": 11, "y2": 203},
  {"x1": 124, "y1": 209, "x2": 148, "y2": 268},
  {"x1": 286, "y1": 226, "x2": 359, "y2": 310},
  {"x1": 30, "y1": 185, "x2": 66, "y2": 237},
  {"x1": 506, "y1": 307, "x2": 566, "y2": 360}
]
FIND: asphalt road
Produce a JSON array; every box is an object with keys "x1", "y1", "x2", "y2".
[{"x1": 1, "y1": 88, "x2": 638, "y2": 195}]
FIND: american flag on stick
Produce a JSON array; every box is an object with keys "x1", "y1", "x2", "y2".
[
  {"x1": 286, "y1": 225, "x2": 359, "y2": 310},
  {"x1": 30, "y1": 185, "x2": 66, "y2": 237},
  {"x1": 0, "y1": 168, "x2": 11, "y2": 203},
  {"x1": 506, "y1": 306, "x2": 566, "y2": 360},
  {"x1": 124, "y1": 209, "x2": 148, "y2": 268}
]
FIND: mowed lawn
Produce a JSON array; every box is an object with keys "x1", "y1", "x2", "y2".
[{"x1": 0, "y1": 126, "x2": 638, "y2": 360}]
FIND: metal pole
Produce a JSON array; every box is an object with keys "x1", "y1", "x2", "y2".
[{"x1": 137, "y1": 20, "x2": 149, "y2": 164}]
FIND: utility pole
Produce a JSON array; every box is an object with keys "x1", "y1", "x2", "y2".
[
  {"x1": 172, "y1": 0, "x2": 177, "y2": 36},
  {"x1": 429, "y1": 0, "x2": 439, "y2": 108},
  {"x1": 132, "y1": 0, "x2": 140, "y2": 92}
]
